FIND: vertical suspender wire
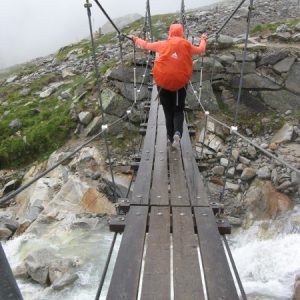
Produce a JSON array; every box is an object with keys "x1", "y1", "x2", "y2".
[
  {"x1": 219, "y1": 0, "x2": 254, "y2": 204},
  {"x1": 146, "y1": 0, "x2": 153, "y2": 42},
  {"x1": 133, "y1": 43, "x2": 137, "y2": 104},
  {"x1": 94, "y1": 232, "x2": 118, "y2": 300},
  {"x1": 198, "y1": 55, "x2": 204, "y2": 106},
  {"x1": 84, "y1": 0, "x2": 117, "y2": 202}
]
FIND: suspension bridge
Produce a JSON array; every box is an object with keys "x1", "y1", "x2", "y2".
[{"x1": 0, "y1": 0, "x2": 299, "y2": 299}]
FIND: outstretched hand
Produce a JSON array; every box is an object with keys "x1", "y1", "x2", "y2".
[
  {"x1": 201, "y1": 34, "x2": 208, "y2": 41},
  {"x1": 126, "y1": 35, "x2": 138, "y2": 43}
]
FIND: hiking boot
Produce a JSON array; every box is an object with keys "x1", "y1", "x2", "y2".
[{"x1": 172, "y1": 132, "x2": 181, "y2": 149}]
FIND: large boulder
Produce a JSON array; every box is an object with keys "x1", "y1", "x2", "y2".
[
  {"x1": 243, "y1": 179, "x2": 293, "y2": 223},
  {"x1": 260, "y1": 90, "x2": 300, "y2": 112},
  {"x1": 257, "y1": 50, "x2": 289, "y2": 67},
  {"x1": 231, "y1": 74, "x2": 281, "y2": 90},
  {"x1": 193, "y1": 57, "x2": 224, "y2": 73},
  {"x1": 101, "y1": 88, "x2": 131, "y2": 117},
  {"x1": 186, "y1": 80, "x2": 219, "y2": 112},
  {"x1": 80, "y1": 188, "x2": 115, "y2": 215},
  {"x1": 285, "y1": 63, "x2": 300, "y2": 95},
  {"x1": 113, "y1": 81, "x2": 149, "y2": 102},
  {"x1": 107, "y1": 66, "x2": 150, "y2": 84},
  {"x1": 226, "y1": 62, "x2": 256, "y2": 74},
  {"x1": 271, "y1": 123, "x2": 295, "y2": 144},
  {"x1": 273, "y1": 57, "x2": 295, "y2": 74}
]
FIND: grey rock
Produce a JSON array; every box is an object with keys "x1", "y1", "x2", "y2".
[
  {"x1": 199, "y1": 132, "x2": 224, "y2": 152},
  {"x1": 40, "y1": 87, "x2": 55, "y2": 99},
  {"x1": 256, "y1": 166, "x2": 271, "y2": 179},
  {"x1": 257, "y1": 50, "x2": 289, "y2": 67},
  {"x1": 101, "y1": 88, "x2": 131, "y2": 117},
  {"x1": 19, "y1": 88, "x2": 31, "y2": 96},
  {"x1": 48, "y1": 258, "x2": 77, "y2": 284},
  {"x1": 84, "y1": 116, "x2": 102, "y2": 137},
  {"x1": 9, "y1": 118, "x2": 22, "y2": 130},
  {"x1": 78, "y1": 111, "x2": 93, "y2": 125},
  {"x1": 247, "y1": 145, "x2": 257, "y2": 158},
  {"x1": 260, "y1": 90, "x2": 300, "y2": 112},
  {"x1": 225, "y1": 182, "x2": 240, "y2": 192},
  {"x1": 231, "y1": 74, "x2": 281, "y2": 90},
  {"x1": 292, "y1": 33, "x2": 300, "y2": 42},
  {"x1": 6, "y1": 75, "x2": 18, "y2": 84},
  {"x1": 24, "y1": 249, "x2": 56, "y2": 285},
  {"x1": 228, "y1": 167, "x2": 235, "y2": 178},
  {"x1": 236, "y1": 163, "x2": 245, "y2": 172},
  {"x1": 291, "y1": 171, "x2": 300, "y2": 188},
  {"x1": 220, "y1": 158, "x2": 229, "y2": 167},
  {"x1": 212, "y1": 34, "x2": 234, "y2": 49},
  {"x1": 61, "y1": 68, "x2": 75, "y2": 78},
  {"x1": 273, "y1": 57, "x2": 295, "y2": 74},
  {"x1": 193, "y1": 57, "x2": 224, "y2": 73},
  {"x1": 52, "y1": 273, "x2": 78, "y2": 290},
  {"x1": 227, "y1": 216, "x2": 242, "y2": 226},
  {"x1": 186, "y1": 80, "x2": 219, "y2": 112},
  {"x1": 113, "y1": 81, "x2": 148, "y2": 101},
  {"x1": 271, "y1": 123, "x2": 294, "y2": 144},
  {"x1": 226, "y1": 62, "x2": 256, "y2": 74},
  {"x1": 276, "y1": 24, "x2": 288, "y2": 33},
  {"x1": 234, "y1": 52, "x2": 257, "y2": 62},
  {"x1": 107, "y1": 66, "x2": 150, "y2": 84},
  {"x1": 3, "y1": 179, "x2": 21, "y2": 195},
  {"x1": 268, "y1": 32, "x2": 292, "y2": 42},
  {"x1": 239, "y1": 156, "x2": 251, "y2": 165},
  {"x1": 286, "y1": 63, "x2": 300, "y2": 95},
  {"x1": 0, "y1": 226, "x2": 12, "y2": 240},
  {"x1": 217, "y1": 54, "x2": 235, "y2": 66},
  {"x1": 0, "y1": 217, "x2": 18, "y2": 232},
  {"x1": 241, "y1": 168, "x2": 257, "y2": 181},
  {"x1": 212, "y1": 166, "x2": 225, "y2": 175},
  {"x1": 295, "y1": 22, "x2": 300, "y2": 32}
]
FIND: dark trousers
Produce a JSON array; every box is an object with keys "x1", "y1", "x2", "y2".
[{"x1": 159, "y1": 86, "x2": 186, "y2": 142}]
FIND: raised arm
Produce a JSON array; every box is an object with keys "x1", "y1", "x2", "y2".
[
  {"x1": 191, "y1": 34, "x2": 208, "y2": 55},
  {"x1": 134, "y1": 37, "x2": 165, "y2": 53}
]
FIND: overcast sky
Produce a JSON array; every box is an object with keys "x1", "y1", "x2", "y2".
[{"x1": 0, "y1": 0, "x2": 218, "y2": 69}]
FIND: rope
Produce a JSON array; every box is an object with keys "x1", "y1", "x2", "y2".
[
  {"x1": 216, "y1": 0, "x2": 248, "y2": 35},
  {"x1": 93, "y1": 0, "x2": 121, "y2": 34},
  {"x1": 85, "y1": 0, "x2": 118, "y2": 202}
]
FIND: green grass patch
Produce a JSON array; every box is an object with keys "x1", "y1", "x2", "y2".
[
  {"x1": 0, "y1": 100, "x2": 76, "y2": 168},
  {"x1": 251, "y1": 18, "x2": 300, "y2": 35}
]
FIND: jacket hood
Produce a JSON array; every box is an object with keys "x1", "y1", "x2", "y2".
[{"x1": 169, "y1": 24, "x2": 184, "y2": 38}]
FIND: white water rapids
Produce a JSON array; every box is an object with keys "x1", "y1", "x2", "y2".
[
  {"x1": 3, "y1": 205, "x2": 300, "y2": 299},
  {"x1": 3, "y1": 225, "x2": 121, "y2": 300}
]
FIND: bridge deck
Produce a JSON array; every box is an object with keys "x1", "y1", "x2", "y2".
[{"x1": 107, "y1": 86, "x2": 240, "y2": 300}]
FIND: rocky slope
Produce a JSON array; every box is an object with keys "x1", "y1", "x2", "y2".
[{"x1": 0, "y1": 0, "x2": 300, "y2": 297}]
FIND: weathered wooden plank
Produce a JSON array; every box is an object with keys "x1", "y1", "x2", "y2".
[
  {"x1": 131, "y1": 87, "x2": 158, "y2": 205},
  {"x1": 150, "y1": 106, "x2": 169, "y2": 205},
  {"x1": 169, "y1": 147, "x2": 190, "y2": 206},
  {"x1": 141, "y1": 207, "x2": 170, "y2": 300},
  {"x1": 106, "y1": 206, "x2": 148, "y2": 300},
  {"x1": 194, "y1": 207, "x2": 239, "y2": 300},
  {"x1": 173, "y1": 207, "x2": 205, "y2": 300},
  {"x1": 181, "y1": 122, "x2": 209, "y2": 206}
]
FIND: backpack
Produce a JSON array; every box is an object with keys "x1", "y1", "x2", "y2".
[{"x1": 153, "y1": 37, "x2": 192, "y2": 91}]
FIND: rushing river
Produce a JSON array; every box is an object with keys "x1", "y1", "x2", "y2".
[
  {"x1": 3, "y1": 205, "x2": 300, "y2": 299},
  {"x1": 230, "y1": 205, "x2": 300, "y2": 300},
  {"x1": 3, "y1": 225, "x2": 121, "y2": 300}
]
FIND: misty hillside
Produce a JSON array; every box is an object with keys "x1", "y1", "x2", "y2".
[{"x1": 101, "y1": 13, "x2": 142, "y2": 34}]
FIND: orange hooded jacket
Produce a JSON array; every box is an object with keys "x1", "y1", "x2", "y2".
[{"x1": 134, "y1": 24, "x2": 207, "y2": 91}]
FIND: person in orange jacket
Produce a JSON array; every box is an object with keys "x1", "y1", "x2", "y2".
[{"x1": 132, "y1": 24, "x2": 207, "y2": 148}]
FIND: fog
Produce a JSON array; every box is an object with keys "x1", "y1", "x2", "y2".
[{"x1": 0, "y1": 0, "x2": 219, "y2": 69}]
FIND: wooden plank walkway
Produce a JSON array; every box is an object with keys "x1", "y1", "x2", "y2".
[{"x1": 107, "y1": 87, "x2": 241, "y2": 300}]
